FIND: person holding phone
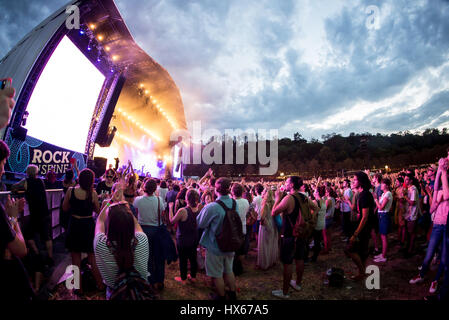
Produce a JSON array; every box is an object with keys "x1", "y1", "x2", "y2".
[
  {"x1": 68, "y1": 158, "x2": 80, "y2": 181},
  {"x1": 0, "y1": 140, "x2": 35, "y2": 300},
  {"x1": 0, "y1": 80, "x2": 35, "y2": 300},
  {"x1": 94, "y1": 199, "x2": 149, "y2": 299}
]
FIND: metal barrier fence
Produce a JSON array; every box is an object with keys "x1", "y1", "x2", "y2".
[{"x1": 0, "y1": 189, "x2": 65, "y2": 240}]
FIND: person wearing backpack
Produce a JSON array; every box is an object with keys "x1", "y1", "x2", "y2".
[
  {"x1": 94, "y1": 197, "x2": 150, "y2": 300},
  {"x1": 196, "y1": 178, "x2": 241, "y2": 301},
  {"x1": 271, "y1": 176, "x2": 318, "y2": 299}
]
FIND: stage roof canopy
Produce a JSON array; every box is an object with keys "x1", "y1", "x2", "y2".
[{"x1": 0, "y1": 0, "x2": 186, "y2": 153}]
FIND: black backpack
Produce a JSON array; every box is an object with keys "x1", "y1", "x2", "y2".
[
  {"x1": 215, "y1": 199, "x2": 244, "y2": 252},
  {"x1": 327, "y1": 267, "x2": 345, "y2": 288},
  {"x1": 80, "y1": 258, "x2": 97, "y2": 293},
  {"x1": 110, "y1": 268, "x2": 157, "y2": 301}
]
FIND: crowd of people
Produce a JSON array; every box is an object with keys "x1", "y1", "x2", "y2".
[
  {"x1": 1, "y1": 86, "x2": 448, "y2": 301},
  {"x1": 0, "y1": 147, "x2": 448, "y2": 301}
]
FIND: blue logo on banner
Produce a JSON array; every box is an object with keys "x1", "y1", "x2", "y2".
[{"x1": 5, "y1": 128, "x2": 87, "y2": 175}]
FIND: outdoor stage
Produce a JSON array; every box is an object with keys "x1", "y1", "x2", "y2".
[{"x1": 0, "y1": 0, "x2": 187, "y2": 180}]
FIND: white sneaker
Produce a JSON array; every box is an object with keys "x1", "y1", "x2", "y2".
[
  {"x1": 429, "y1": 281, "x2": 438, "y2": 294},
  {"x1": 374, "y1": 256, "x2": 387, "y2": 263},
  {"x1": 272, "y1": 289, "x2": 290, "y2": 299},
  {"x1": 374, "y1": 254, "x2": 383, "y2": 259},
  {"x1": 289, "y1": 280, "x2": 302, "y2": 291},
  {"x1": 409, "y1": 275, "x2": 424, "y2": 284}
]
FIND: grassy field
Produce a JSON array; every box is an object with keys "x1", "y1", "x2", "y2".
[{"x1": 51, "y1": 226, "x2": 439, "y2": 300}]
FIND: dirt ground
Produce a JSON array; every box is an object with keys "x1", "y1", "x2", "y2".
[{"x1": 50, "y1": 225, "x2": 439, "y2": 300}]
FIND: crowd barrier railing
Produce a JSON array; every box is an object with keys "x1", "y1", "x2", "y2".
[{"x1": 0, "y1": 189, "x2": 65, "y2": 240}]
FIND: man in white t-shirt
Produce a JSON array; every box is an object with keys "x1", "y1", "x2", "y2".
[
  {"x1": 231, "y1": 183, "x2": 249, "y2": 276},
  {"x1": 404, "y1": 173, "x2": 419, "y2": 257}
]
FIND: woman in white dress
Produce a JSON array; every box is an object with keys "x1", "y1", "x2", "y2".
[{"x1": 257, "y1": 189, "x2": 279, "y2": 270}]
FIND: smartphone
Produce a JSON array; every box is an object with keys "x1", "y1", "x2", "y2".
[{"x1": 1, "y1": 78, "x2": 12, "y2": 90}]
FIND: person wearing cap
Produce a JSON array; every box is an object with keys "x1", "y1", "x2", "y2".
[{"x1": 196, "y1": 177, "x2": 238, "y2": 301}]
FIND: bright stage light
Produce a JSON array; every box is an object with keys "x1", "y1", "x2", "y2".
[
  {"x1": 94, "y1": 144, "x2": 118, "y2": 168},
  {"x1": 115, "y1": 108, "x2": 162, "y2": 142},
  {"x1": 25, "y1": 36, "x2": 105, "y2": 153},
  {"x1": 115, "y1": 132, "x2": 144, "y2": 151}
]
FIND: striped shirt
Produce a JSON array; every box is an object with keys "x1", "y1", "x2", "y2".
[{"x1": 94, "y1": 232, "x2": 149, "y2": 289}]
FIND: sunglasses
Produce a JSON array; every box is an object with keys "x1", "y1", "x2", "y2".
[{"x1": 107, "y1": 176, "x2": 114, "y2": 178}]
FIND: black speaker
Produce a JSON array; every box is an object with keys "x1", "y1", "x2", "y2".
[
  {"x1": 101, "y1": 126, "x2": 117, "y2": 148},
  {"x1": 87, "y1": 157, "x2": 107, "y2": 178},
  {"x1": 94, "y1": 157, "x2": 108, "y2": 178},
  {"x1": 87, "y1": 159, "x2": 96, "y2": 174},
  {"x1": 11, "y1": 126, "x2": 28, "y2": 141},
  {"x1": 95, "y1": 75, "x2": 126, "y2": 147}
]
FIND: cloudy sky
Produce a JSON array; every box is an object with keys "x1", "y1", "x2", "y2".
[{"x1": 1, "y1": 0, "x2": 449, "y2": 140}]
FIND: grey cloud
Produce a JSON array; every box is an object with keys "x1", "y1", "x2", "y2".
[
  {"x1": 2, "y1": 0, "x2": 449, "y2": 140},
  {"x1": 376, "y1": 90, "x2": 449, "y2": 131},
  {"x1": 0, "y1": 0, "x2": 67, "y2": 57}
]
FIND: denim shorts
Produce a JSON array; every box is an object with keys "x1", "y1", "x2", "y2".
[
  {"x1": 205, "y1": 251, "x2": 234, "y2": 278},
  {"x1": 378, "y1": 212, "x2": 391, "y2": 235},
  {"x1": 325, "y1": 217, "x2": 333, "y2": 229}
]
